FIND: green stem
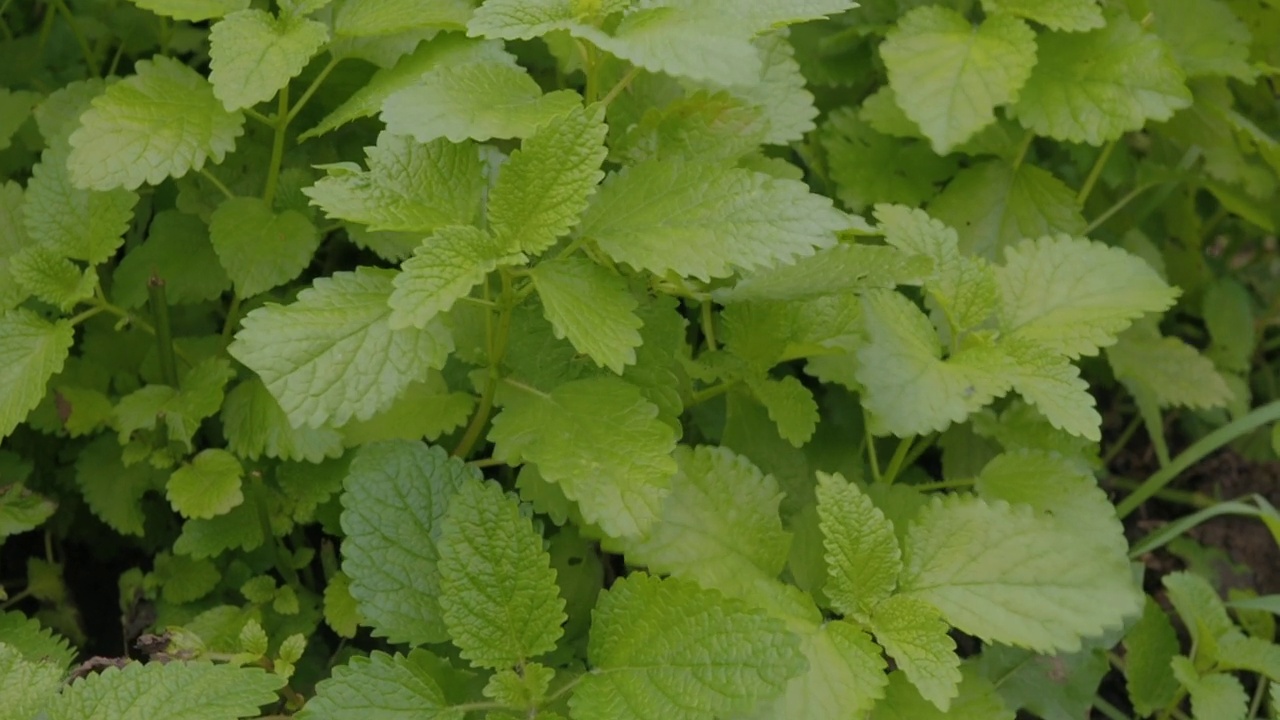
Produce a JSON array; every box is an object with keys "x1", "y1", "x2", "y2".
[
  {"x1": 263, "y1": 85, "x2": 289, "y2": 207},
  {"x1": 582, "y1": 41, "x2": 601, "y2": 103},
  {"x1": 1115, "y1": 399, "x2": 1280, "y2": 519},
  {"x1": 1108, "y1": 476, "x2": 1211, "y2": 509},
  {"x1": 1077, "y1": 140, "x2": 1117, "y2": 206},
  {"x1": 285, "y1": 55, "x2": 341, "y2": 125},
  {"x1": 67, "y1": 305, "x2": 107, "y2": 327},
  {"x1": 243, "y1": 107, "x2": 274, "y2": 127},
  {"x1": 701, "y1": 301, "x2": 717, "y2": 351},
  {"x1": 1011, "y1": 129, "x2": 1035, "y2": 170},
  {"x1": 0, "y1": 587, "x2": 33, "y2": 611},
  {"x1": 600, "y1": 66, "x2": 641, "y2": 107},
  {"x1": 452, "y1": 271, "x2": 517, "y2": 459},
  {"x1": 199, "y1": 168, "x2": 235, "y2": 200},
  {"x1": 1093, "y1": 696, "x2": 1133, "y2": 720},
  {"x1": 912, "y1": 477, "x2": 975, "y2": 492},
  {"x1": 880, "y1": 435, "x2": 915, "y2": 485},
  {"x1": 50, "y1": 0, "x2": 96, "y2": 75},
  {"x1": 147, "y1": 276, "x2": 179, "y2": 387},
  {"x1": 689, "y1": 381, "x2": 736, "y2": 407},
  {"x1": 220, "y1": 293, "x2": 242, "y2": 347},
  {"x1": 1102, "y1": 414, "x2": 1143, "y2": 467},
  {"x1": 864, "y1": 416, "x2": 882, "y2": 484},
  {"x1": 1084, "y1": 183, "x2": 1159, "y2": 235}
]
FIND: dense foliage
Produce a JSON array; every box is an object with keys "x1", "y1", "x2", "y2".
[{"x1": 2, "y1": 0, "x2": 1280, "y2": 718}]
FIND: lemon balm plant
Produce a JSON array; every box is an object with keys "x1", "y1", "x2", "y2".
[{"x1": 2, "y1": 0, "x2": 1279, "y2": 718}]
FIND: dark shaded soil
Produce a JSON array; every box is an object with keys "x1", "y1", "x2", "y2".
[{"x1": 1185, "y1": 452, "x2": 1280, "y2": 595}]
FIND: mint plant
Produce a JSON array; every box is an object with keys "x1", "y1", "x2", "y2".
[{"x1": 3, "y1": 0, "x2": 1280, "y2": 718}]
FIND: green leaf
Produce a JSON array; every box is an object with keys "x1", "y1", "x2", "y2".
[
  {"x1": 1217, "y1": 632, "x2": 1280, "y2": 681},
  {"x1": 707, "y1": 32, "x2": 817, "y2": 146},
  {"x1": 303, "y1": 35, "x2": 510, "y2": 139},
  {"x1": 74, "y1": 436, "x2": 162, "y2": 536},
  {"x1": 323, "y1": 572, "x2": 360, "y2": 639},
  {"x1": 332, "y1": 0, "x2": 473, "y2": 37},
  {"x1": 869, "y1": 595, "x2": 962, "y2": 712},
  {"x1": 997, "y1": 338, "x2": 1101, "y2": 441},
  {"x1": 9, "y1": 246, "x2": 96, "y2": 310},
  {"x1": 0, "y1": 610, "x2": 77, "y2": 670},
  {"x1": 437, "y1": 479, "x2": 566, "y2": 667},
  {"x1": 300, "y1": 650, "x2": 464, "y2": 720},
  {"x1": 1011, "y1": 17, "x2": 1191, "y2": 145},
  {"x1": 209, "y1": 9, "x2": 330, "y2": 111},
  {"x1": 1150, "y1": 0, "x2": 1254, "y2": 80},
  {"x1": 48, "y1": 660, "x2": 283, "y2": 720},
  {"x1": 381, "y1": 60, "x2": 582, "y2": 143},
  {"x1": 855, "y1": 290, "x2": 1011, "y2": 436},
  {"x1": 1171, "y1": 657, "x2": 1249, "y2": 720},
  {"x1": 0, "y1": 182, "x2": 31, "y2": 311},
  {"x1": 127, "y1": 0, "x2": 250, "y2": 21},
  {"x1": 0, "y1": 89, "x2": 35, "y2": 152},
  {"x1": 881, "y1": 7, "x2": 1036, "y2": 154},
  {"x1": 979, "y1": 0, "x2": 1103, "y2": 32},
  {"x1": 490, "y1": 377, "x2": 677, "y2": 539},
  {"x1": 745, "y1": 374, "x2": 818, "y2": 447},
  {"x1": 0, "y1": 643, "x2": 63, "y2": 720},
  {"x1": 114, "y1": 359, "x2": 235, "y2": 452},
  {"x1": 222, "y1": 377, "x2": 344, "y2": 463},
  {"x1": 0, "y1": 484, "x2": 56, "y2": 539},
  {"x1": 816, "y1": 471, "x2": 901, "y2": 618},
  {"x1": 821, "y1": 110, "x2": 958, "y2": 213},
  {"x1": 67, "y1": 56, "x2": 246, "y2": 191},
  {"x1": 337, "y1": 373, "x2": 474, "y2": 445},
  {"x1": 1203, "y1": 278, "x2": 1255, "y2": 374},
  {"x1": 112, "y1": 210, "x2": 232, "y2": 308},
  {"x1": 173, "y1": 483, "x2": 268, "y2": 558},
  {"x1": 229, "y1": 268, "x2": 453, "y2": 428},
  {"x1": 1124, "y1": 599, "x2": 1181, "y2": 717},
  {"x1": 715, "y1": 243, "x2": 930, "y2": 303},
  {"x1": 24, "y1": 143, "x2": 138, "y2": 264},
  {"x1": 996, "y1": 235, "x2": 1179, "y2": 358},
  {"x1": 166, "y1": 449, "x2": 245, "y2": 520},
  {"x1": 303, "y1": 133, "x2": 484, "y2": 233},
  {"x1": 152, "y1": 552, "x2": 220, "y2": 604},
  {"x1": 622, "y1": 445, "x2": 791, "y2": 600},
  {"x1": 340, "y1": 442, "x2": 477, "y2": 645},
  {"x1": 928, "y1": 160, "x2": 1086, "y2": 260},
  {"x1": 871, "y1": 666, "x2": 1015, "y2": 720},
  {"x1": 899, "y1": 495, "x2": 1141, "y2": 652},
  {"x1": 467, "y1": 0, "x2": 638, "y2": 39},
  {"x1": 569, "y1": 574, "x2": 805, "y2": 720},
  {"x1": 0, "y1": 310, "x2": 74, "y2": 441},
  {"x1": 488, "y1": 104, "x2": 608, "y2": 255},
  {"x1": 754, "y1": 619, "x2": 888, "y2": 720},
  {"x1": 975, "y1": 644, "x2": 1109, "y2": 720},
  {"x1": 1163, "y1": 571, "x2": 1235, "y2": 647},
  {"x1": 530, "y1": 256, "x2": 643, "y2": 374},
  {"x1": 1107, "y1": 321, "x2": 1233, "y2": 410},
  {"x1": 580, "y1": 158, "x2": 847, "y2": 281},
  {"x1": 210, "y1": 197, "x2": 320, "y2": 297},
  {"x1": 388, "y1": 226, "x2": 522, "y2": 330},
  {"x1": 483, "y1": 663, "x2": 555, "y2": 707},
  {"x1": 612, "y1": 90, "x2": 766, "y2": 166}
]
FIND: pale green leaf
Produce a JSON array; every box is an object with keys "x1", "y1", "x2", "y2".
[
  {"x1": 490, "y1": 377, "x2": 677, "y2": 538},
  {"x1": 881, "y1": 7, "x2": 1036, "y2": 153},
  {"x1": 821, "y1": 110, "x2": 958, "y2": 213},
  {"x1": 816, "y1": 471, "x2": 901, "y2": 618},
  {"x1": 869, "y1": 595, "x2": 962, "y2": 712},
  {"x1": 209, "y1": 10, "x2": 330, "y2": 110},
  {"x1": 340, "y1": 442, "x2": 478, "y2": 645},
  {"x1": 332, "y1": 0, "x2": 473, "y2": 36},
  {"x1": 928, "y1": 160, "x2": 1087, "y2": 260},
  {"x1": 9, "y1": 246, "x2": 96, "y2": 310},
  {"x1": 745, "y1": 374, "x2": 818, "y2": 447},
  {"x1": 1150, "y1": 0, "x2": 1254, "y2": 80},
  {"x1": 0, "y1": 485, "x2": 56, "y2": 539},
  {"x1": 67, "y1": 56, "x2": 246, "y2": 191},
  {"x1": 751, "y1": 619, "x2": 887, "y2": 720},
  {"x1": 229, "y1": 268, "x2": 453, "y2": 428},
  {"x1": 24, "y1": 143, "x2": 138, "y2": 264},
  {"x1": 0, "y1": 610, "x2": 76, "y2": 670},
  {"x1": 569, "y1": 574, "x2": 806, "y2": 720},
  {"x1": 152, "y1": 552, "x2": 220, "y2": 604},
  {"x1": 74, "y1": 436, "x2": 162, "y2": 536},
  {"x1": 303, "y1": 35, "x2": 510, "y2": 139},
  {"x1": 337, "y1": 374, "x2": 474, "y2": 445},
  {"x1": 0, "y1": 643, "x2": 63, "y2": 720},
  {"x1": 997, "y1": 338, "x2": 1101, "y2": 441},
  {"x1": 871, "y1": 667, "x2": 1015, "y2": 720},
  {"x1": 210, "y1": 197, "x2": 320, "y2": 297},
  {"x1": 1171, "y1": 657, "x2": 1248, "y2": 720},
  {"x1": 304, "y1": 133, "x2": 484, "y2": 233},
  {"x1": 438, "y1": 479, "x2": 566, "y2": 667},
  {"x1": 1107, "y1": 321, "x2": 1233, "y2": 410},
  {"x1": 48, "y1": 661, "x2": 283, "y2": 720},
  {"x1": 167, "y1": 449, "x2": 244, "y2": 519},
  {"x1": 1163, "y1": 571, "x2": 1235, "y2": 647},
  {"x1": 855, "y1": 290, "x2": 1011, "y2": 436},
  {"x1": 323, "y1": 572, "x2": 360, "y2": 639},
  {"x1": 715, "y1": 242, "x2": 930, "y2": 303},
  {"x1": 381, "y1": 61, "x2": 582, "y2": 143},
  {"x1": 112, "y1": 210, "x2": 232, "y2": 308},
  {"x1": 388, "y1": 226, "x2": 522, "y2": 330},
  {"x1": 531, "y1": 256, "x2": 643, "y2": 374},
  {"x1": 299, "y1": 649, "x2": 466, "y2": 719},
  {"x1": 127, "y1": 0, "x2": 249, "y2": 21},
  {"x1": 113, "y1": 359, "x2": 235, "y2": 452},
  {"x1": 580, "y1": 157, "x2": 847, "y2": 281},
  {"x1": 996, "y1": 235, "x2": 1178, "y2": 358},
  {"x1": 611, "y1": 91, "x2": 766, "y2": 165},
  {"x1": 979, "y1": 0, "x2": 1103, "y2": 32},
  {"x1": 622, "y1": 445, "x2": 790, "y2": 600},
  {"x1": 468, "y1": 0, "x2": 639, "y2": 40},
  {"x1": 1011, "y1": 17, "x2": 1191, "y2": 145},
  {"x1": 0, "y1": 182, "x2": 31, "y2": 311},
  {"x1": 900, "y1": 495, "x2": 1141, "y2": 652},
  {"x1": 488, "y1": 104, "x2": 608, "y2": 254},
  {"x1": 1124, "y1": 599, "x2": 1181, "y2": 717},
  {"x1": 0, "y1": 311, "x2": 74, "y2": 440},
  {"x1": 1217, "y1": 632, "x2": 1280, "y2": 681},
  {"x1": 713, "y1": 32, "x2": 817, "y2": 146},
  {"x1": 173, "y1": 483, "x2": 267, "y2": 557},
  {"x1": 483, "y1": 663, "x2": 555, "y2": 708},
  {"x1": 222, "y1": 377, "x2": 344, "y2": 463}
]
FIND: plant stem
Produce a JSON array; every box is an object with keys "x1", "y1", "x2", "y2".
[
  {"x1": 0, "y1": 587, "x2": 33, "y2": 611},
  {"x1": 286, "y1": 55, "x2": 341, "y2": 125},
  {"x1": 600, "y1": 66, "x2": 641, "y2": 107},
  {"x1": 220, "y1": 293, "x2": 242, "y2": 347},
  {"x1": 1107, "y1": 476, "x2": 1211, "y2": 509},
  {"x1": 880, "y1": 435, "x2": 914, "y2": 485},
  {"x1": 1077, "y1": 140, "x2": 1117, "y2": 205},
  {"x1": 147, "y1": 276, "x2": 180, "y2": 387},
  {"x1": 912, "y1": 477, "x2": 975, "y2": 492},
  {"x1": 1084, "y1": 183, "x2": 1159, "y2": 235},
  {"x1": 689, "y1": 381, "x2": 736, "y2": 407},
  {"x1": 1011, "y1": 129, "x2": 1035, "y2": 170},
  {"x1": 452, "y1": 270, "x2": 517, "y2": 458},
  {"x1": 701, "y1": 301, "x2": 717, "y2": 351},
  {"x1": 1115, "y1": 399, "x2": 1280, "y2": 518},
  {"x1": 1093, "y1": 695, "x2": 1133, "y2": 720},
  {"x1": 263, "y1": 85, "x2": 289, "y2": 207},
  {"x1": 199, "y1": 168, "x2": 235, "y2": 200},
  {"x1": 50, "y1": 0, "x2": 96, "y2": 75},
  {"x1": 67, "y1": 305, "x2": 107, "y2": 327},
  {"x1": 1102, "y1": 414, "x2": 1143, "y2": 467},
  {"x1": 864, "y1": 416, "x2": 882, "y2": 484}
]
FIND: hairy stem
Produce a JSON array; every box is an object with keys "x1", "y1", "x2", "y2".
[
  {"x1": 452, "y1": 271, "x2": 517, "y2": 458},
  {"x1": 1077, "y1": 139, "x2": 1117, "y2": 206},
  {"x1": 147, "y1": 276, "x2": 180, "y2": 387},
  {"x1": 262, "y1": 85, "x2": 289, "y2": 207}
]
